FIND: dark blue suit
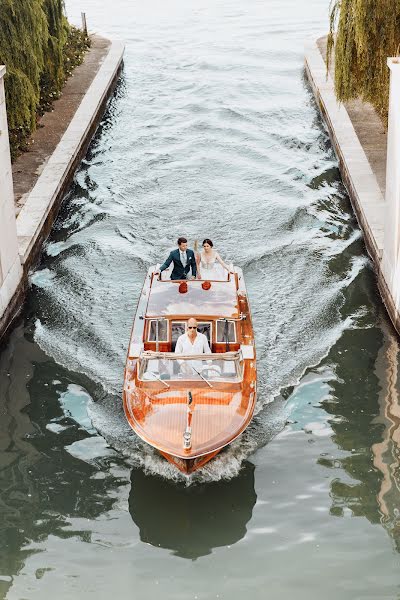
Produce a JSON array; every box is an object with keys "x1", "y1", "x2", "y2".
[{"x1": 160, "y1": 248, "x2": 197, "y2": 280}]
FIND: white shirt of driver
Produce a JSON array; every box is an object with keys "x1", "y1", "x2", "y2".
[{"x1": 175, "y1": 332, "x2": 211, "y2": 355}]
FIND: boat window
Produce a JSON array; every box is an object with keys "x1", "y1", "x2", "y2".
[
  {"x1": 139, "y1": 355, "x2": 242, "y2": 383},
  {"x1": 171, "y1": 321, "x2": 186, "y2": 350},
  {"x1": 140, "y1": 358, "x2": 172, "y2": 381},
  {"x1": 148, "y1": 319, "x2": 168, "y2": 342},
  {"x1": 171, "y1": 321, "x2": 212, "y2": 349},
  {"x1": 216, "y1": 320, "x2": 236, "y2": 343},
  {"x1": 197, "y1": 322, "x2": 211, "y2": 343}
]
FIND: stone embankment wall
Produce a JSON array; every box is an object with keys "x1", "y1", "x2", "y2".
[
  {"x1": 305, "y1": 40, "x2": 400, "y2": 335},
  {"x1": 0, "y1": 66, "x2": 24, "y2": 334},
  {"x1": 0, "y1": 38, "x2": 124, "y2": 341}
]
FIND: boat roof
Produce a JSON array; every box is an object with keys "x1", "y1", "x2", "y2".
[{"x1": 145, "y1": 278, "x2": 240, "y2": 319}]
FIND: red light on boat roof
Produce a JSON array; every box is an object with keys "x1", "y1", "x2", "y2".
[
  {"x1": 178, "y1": 282, "x2": 188, "y2": 294},
  {"x1": 202, "y1": 281, "x2": 211, "y2": 290}
]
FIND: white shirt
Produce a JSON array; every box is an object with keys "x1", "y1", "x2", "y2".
[{"x1": 175, "y1": 332, "x2": 211, "y2": 355}]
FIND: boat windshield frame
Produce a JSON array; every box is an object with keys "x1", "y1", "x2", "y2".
[{"x1": 137, "y1": 351, "x2": 243, "y2": 383}]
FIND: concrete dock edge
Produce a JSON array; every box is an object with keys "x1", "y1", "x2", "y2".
[
  {"x1": 16, "y1": 39, "x2": 125, "y2": 271},
  {"x1": 304, "y1": 40, "x2": 400, "y2": 332},
  {"x1": 305, "y1": 41, "x2": 384, "y2": 266}
]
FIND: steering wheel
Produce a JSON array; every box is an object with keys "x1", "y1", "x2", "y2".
[{"x1": 201, "y1": 365, "x2": 221, "y2": 377}]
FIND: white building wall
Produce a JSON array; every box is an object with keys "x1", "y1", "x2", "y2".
[
  {"x1": 0, "y1": 66, "x2": 23, "y2": 318},
  {"x1": 383, "y1": 59, "x2": 400, "y2": 311}
]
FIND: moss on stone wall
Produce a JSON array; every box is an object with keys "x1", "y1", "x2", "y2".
[
  {"x1": 0, "y1": 0, "x2": 90, "y2": 159},
  {"x1": 327, "y1": 0, "x2": 400, "y2": 122}
]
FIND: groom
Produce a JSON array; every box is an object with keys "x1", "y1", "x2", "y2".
[{"x1": 158, "y1": 237, "x2": 197, "y2": 280}]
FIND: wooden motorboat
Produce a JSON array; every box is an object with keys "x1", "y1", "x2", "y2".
[{"x1": 123, "y1": 266, "x2": 257, "y2": 475}]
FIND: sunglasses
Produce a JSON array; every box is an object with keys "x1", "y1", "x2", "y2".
[{"x1": 187, "y1": 326, "x2": 197, "y2": 330}]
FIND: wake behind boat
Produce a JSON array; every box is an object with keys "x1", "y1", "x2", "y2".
[{"x1": 123, "y1": 266, "x2": 257, "y2": 474}]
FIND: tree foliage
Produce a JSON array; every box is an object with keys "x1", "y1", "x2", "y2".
[
  {"x1": 327, "y1": 0, "x2": 400, "y2": 120},
  {"x1": 0, "y1": 0, "x2": 89, "y2": 159}
]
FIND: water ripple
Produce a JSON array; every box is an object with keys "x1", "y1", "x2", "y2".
[{"x1": 31, "y1": 0, "x2": 377, "y2": 479}]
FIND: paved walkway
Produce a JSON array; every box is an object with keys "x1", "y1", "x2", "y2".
[
  {"x1": 12, "y1": 35, "x2": 111, "y2": 215},
  {"x1": 317, "y1": 36, "x2": 387, "y2": 196}
]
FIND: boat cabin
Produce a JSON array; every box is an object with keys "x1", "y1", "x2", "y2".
[{"x1": 143, "y1": 275, "x2": 241, "y2": 353}]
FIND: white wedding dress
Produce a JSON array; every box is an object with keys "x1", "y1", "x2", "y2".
[{"x1": 199, "y1": 251, "x2": 228, "y2": 281}]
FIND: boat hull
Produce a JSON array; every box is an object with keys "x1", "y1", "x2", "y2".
[
  {"x1": 123, "y1": 385, "x2": 256, "y2": 474},
  {"x1": 122, "y1": 267, "x2": 257, "y2": 475},
  {"x1": 159, "y1": 449, "x2": 221, "y2": 474}
]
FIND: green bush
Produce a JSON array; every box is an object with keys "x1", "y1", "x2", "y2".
[
  {"x1": 0, "y1": 0, "x2": 90, "y2": 159},
  {"x1": 327, "y1": 0, "x2": 400, "y2": 122}
]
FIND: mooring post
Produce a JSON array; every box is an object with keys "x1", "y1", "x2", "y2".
[
  {"x1": 383, "y1": 58, "x2": 400, "y2": 311},
  {"x1": 81, "y1": 12, "x2": 88, "y2": 36},
  {"x1": 0, "y1": 66, "x2": 23, "y2": 325}
]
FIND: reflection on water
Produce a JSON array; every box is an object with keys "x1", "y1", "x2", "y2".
[
  {"x1": 0, "y1": 325, "x2": 128, "y2": 599},
  {"x1": 314, "y1": 319, "x2": 400, "y2": 553},
  {"x1": 317, "y1": 326, "x2": 384, "y2": 522},
  {"x1": 372, "y1": 326, "x2": 400, "y2": 550},
  {"x1": 129, "y1": 461, "x2": 256, "y2": 559}
]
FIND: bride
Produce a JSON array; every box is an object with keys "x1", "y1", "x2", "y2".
[{"x1": 196, "y1": 238, "x2": 231, "y2": 281}]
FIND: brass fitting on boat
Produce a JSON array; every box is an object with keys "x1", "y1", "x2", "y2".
[{"x1": 183, "y1": 427, "x2": 192, "y2": 450}]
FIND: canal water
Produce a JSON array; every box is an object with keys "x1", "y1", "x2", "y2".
[{"x1": 1, "y1": 0, "x2": 400, "y2": 597}]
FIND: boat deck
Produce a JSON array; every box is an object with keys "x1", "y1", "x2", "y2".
[
  {"x1": 125, "y1": 385, "x2": 254, "y2": 458},
  {"x1": 145, "y1": 276, "x2": 240, "y2": 318}
]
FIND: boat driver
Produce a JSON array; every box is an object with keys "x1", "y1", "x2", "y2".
[{"x1": 175, "y1": 318, "x2": 211, "y2": 374}]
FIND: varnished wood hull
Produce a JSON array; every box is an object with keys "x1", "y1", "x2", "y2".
[
  {"x1": 159, "y1": 449, "x2": 221, "y2": 474},
  {"x1": 123, "y1": 383, "x2": 256, "y2": 473},
  {"x1": 123, "y1": 266, "x2": 256, "y2": 475}
]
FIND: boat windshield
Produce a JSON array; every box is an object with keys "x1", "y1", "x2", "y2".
[{"x1": 138, "y1": 352, "x2": 243, "y2": 383}]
